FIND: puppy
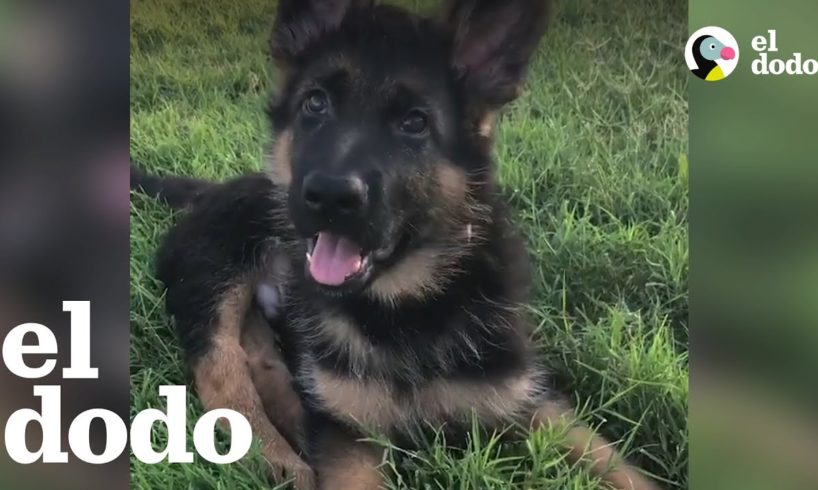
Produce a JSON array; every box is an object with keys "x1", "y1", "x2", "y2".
[{"x1": 134, "y1": 1, "x2": 661, "y2": 489}]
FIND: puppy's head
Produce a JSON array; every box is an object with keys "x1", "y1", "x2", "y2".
[{"x1": 267, "y1": 0, "x2": 550, "y2": 299}]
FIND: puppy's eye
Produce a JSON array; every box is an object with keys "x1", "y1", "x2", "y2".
[
  {"x1": 302, "y1": 90, "x2": 329, "y2": 115},
  {"x1": 398, "y1": 110, "x2": 429, "y2": 136}
]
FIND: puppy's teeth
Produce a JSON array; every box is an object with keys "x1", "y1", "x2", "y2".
[{"x1": 306, "y1": 252, "x2": 312, "y2": 263}]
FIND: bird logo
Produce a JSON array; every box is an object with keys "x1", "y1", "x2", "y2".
[{"x1": 685, "y1": 26, "x2": 739, "y2": 81}]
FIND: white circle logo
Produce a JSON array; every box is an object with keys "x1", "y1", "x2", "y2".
[{"x1": 685, "y1": 26, "x2": 739, "y2": 81}]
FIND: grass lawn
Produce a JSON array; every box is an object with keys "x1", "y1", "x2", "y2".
[{"x1": 130, "y1": 0, "x2": 688, "y2": 488}]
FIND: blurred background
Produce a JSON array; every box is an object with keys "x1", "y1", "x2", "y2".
[
  {"x1": 690, "y1": 0, "x2": 818, "y2": 489},
  {"x1": 0, "y1": 1, "x2": 129, "y2": 489}
]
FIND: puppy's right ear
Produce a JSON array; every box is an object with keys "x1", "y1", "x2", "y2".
[
  {"x1": 271, "y1": 0, "x2": 362, "y2": 68},
  {"x1": 443, "y1": 0, "x2": 551, "y2": 107}
]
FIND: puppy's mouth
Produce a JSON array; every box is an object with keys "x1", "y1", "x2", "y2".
[
  {"x1": 305, "y1": 231, "x2": 371, "y2": 287},
  {"x1": 305, "y1": 231, "x2": 403, "y2": 290},
  {"x1": 305, "y1": 231, "x2": 403, "y2": 289}
]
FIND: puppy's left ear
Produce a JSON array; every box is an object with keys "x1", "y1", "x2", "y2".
[
  {"x1": 271, "y1": 0, "x2": 368, "y2": 68},
  {"x1": 444, "y1": 0, "x2": 552, "y2": 107}
]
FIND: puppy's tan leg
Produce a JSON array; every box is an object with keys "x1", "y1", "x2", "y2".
[
  {"x1": 193, "y1": 284, "x2": 314, "y2": 490},
  {"x1": 241, "y1": 306, "x2": 306, "y2": 451},
  {"x1": 312, "y1": 423, "x2": 384, "y2": 490},
  {"x1": 530, "y1": 398, "x2": 660, "y2": 490}
]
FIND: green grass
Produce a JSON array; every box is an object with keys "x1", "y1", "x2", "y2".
[{"x1": 130, "y1": 0, "x2": 688, "y2": 488}]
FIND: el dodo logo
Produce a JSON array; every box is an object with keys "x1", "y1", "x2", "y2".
[
  {"x1": 750, "y1": 29, "x2": 818, "y2": 75},
  {"x1": 2, "y1": 302, "x2": 252, "y2": 465},
  {"x1": 687, "y1": 27, "x2": 818, "y2": 80},
  {"x1": 686, "y1": 26, "x2": 739, "y2": 81}
]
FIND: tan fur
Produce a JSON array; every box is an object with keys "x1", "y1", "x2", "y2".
[
  {"x1": 435, "y1": 161, "x2": 468, "y2": 204},
  {"x1": 365, "y1": 246, "x2": 448, "y2": 304},
  {"x1": 477, "y1": 111, "x2": 496, "y2": 138},
  {"x1": 241, "y1": 307, "x2": 306, "y2": 450},
  {"x1": 363, "y1": 160, "x2": 485, "y2": 305},
  {"x1": 267, "y1": 130, "x2": 293, "y2": 186},
  {"x1": 305, "y1": 362, "x2": 540, "y2": 433},
  {"x1": 303, "y1": 330, "x2": 658, "y2": 490},
  {"x1": 310, "y1": 315, "x2": 376, "y2": 377},
  {"x1": 193, "y1": 283, "x2": 314, "y2": 490},
  {"x1": 364, "y1": 209, "x2": 485, "y2": 304},
  {"x1": 531, "y1": 401, "x2": 660, "y2": 490},
  {"x1": 315, "y1": 429, "x2": 384, "y2": 490},
  {"x1": 364, "y1": 235, "x2": 483, "y2": 305}
]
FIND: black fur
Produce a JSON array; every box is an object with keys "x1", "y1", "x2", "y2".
[
  {"x1": 154, "y1": 174, "x2": 283, "y2": 356},
  {"x1": 130, "y1": 164, "x2": 212, "y2": 209}
]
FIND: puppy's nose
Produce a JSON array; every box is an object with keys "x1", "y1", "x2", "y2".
[{"x1": 302, "y1": 171, "x2": 368, "y2": 216}]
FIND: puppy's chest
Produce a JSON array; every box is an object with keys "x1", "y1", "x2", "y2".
[
  {"x1": 300, "y1": 360, "x2": 540, "y2": 435},
  {"x1": 293, "y1": 309, "x2": 541, "y2": 434}
]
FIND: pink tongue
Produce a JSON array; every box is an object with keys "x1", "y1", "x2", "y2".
[{"x1": 309, "y1": 232, "x2": 363, "y2": 286}]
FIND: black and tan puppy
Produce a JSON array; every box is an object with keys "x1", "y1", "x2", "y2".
[{"x1": 133, "y1": 1, "x2": 660, "y2": 489}]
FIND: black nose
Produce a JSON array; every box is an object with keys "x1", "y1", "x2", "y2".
[{"x1": 302, "y1": 172, "x2": 368, "y2": 216}]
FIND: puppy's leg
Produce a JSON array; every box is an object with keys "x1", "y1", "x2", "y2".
[
  {"x1": 529, "y1": 397, "x2": 660, "y2": 490},
  {"x1": 241, "y1": 305, "x2": 306, "y2": 452},
  {"x1": 192, "y1": 284, "x2": 314, "y2": 490},
  {"x1": 309, "y1": 416, "x2": 384, "y2": 490}
]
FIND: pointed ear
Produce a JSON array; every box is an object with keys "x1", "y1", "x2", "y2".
[
  {"x1": 444, "y1": 0, "x2": 552, "y2": 106},
  {"x1": 271, "y1": 0, "x2": 366, "y2": 68}
]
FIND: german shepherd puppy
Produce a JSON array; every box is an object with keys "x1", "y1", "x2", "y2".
[{"x1": 133, "y1": 1, "x2": 660, "y2": 489}]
